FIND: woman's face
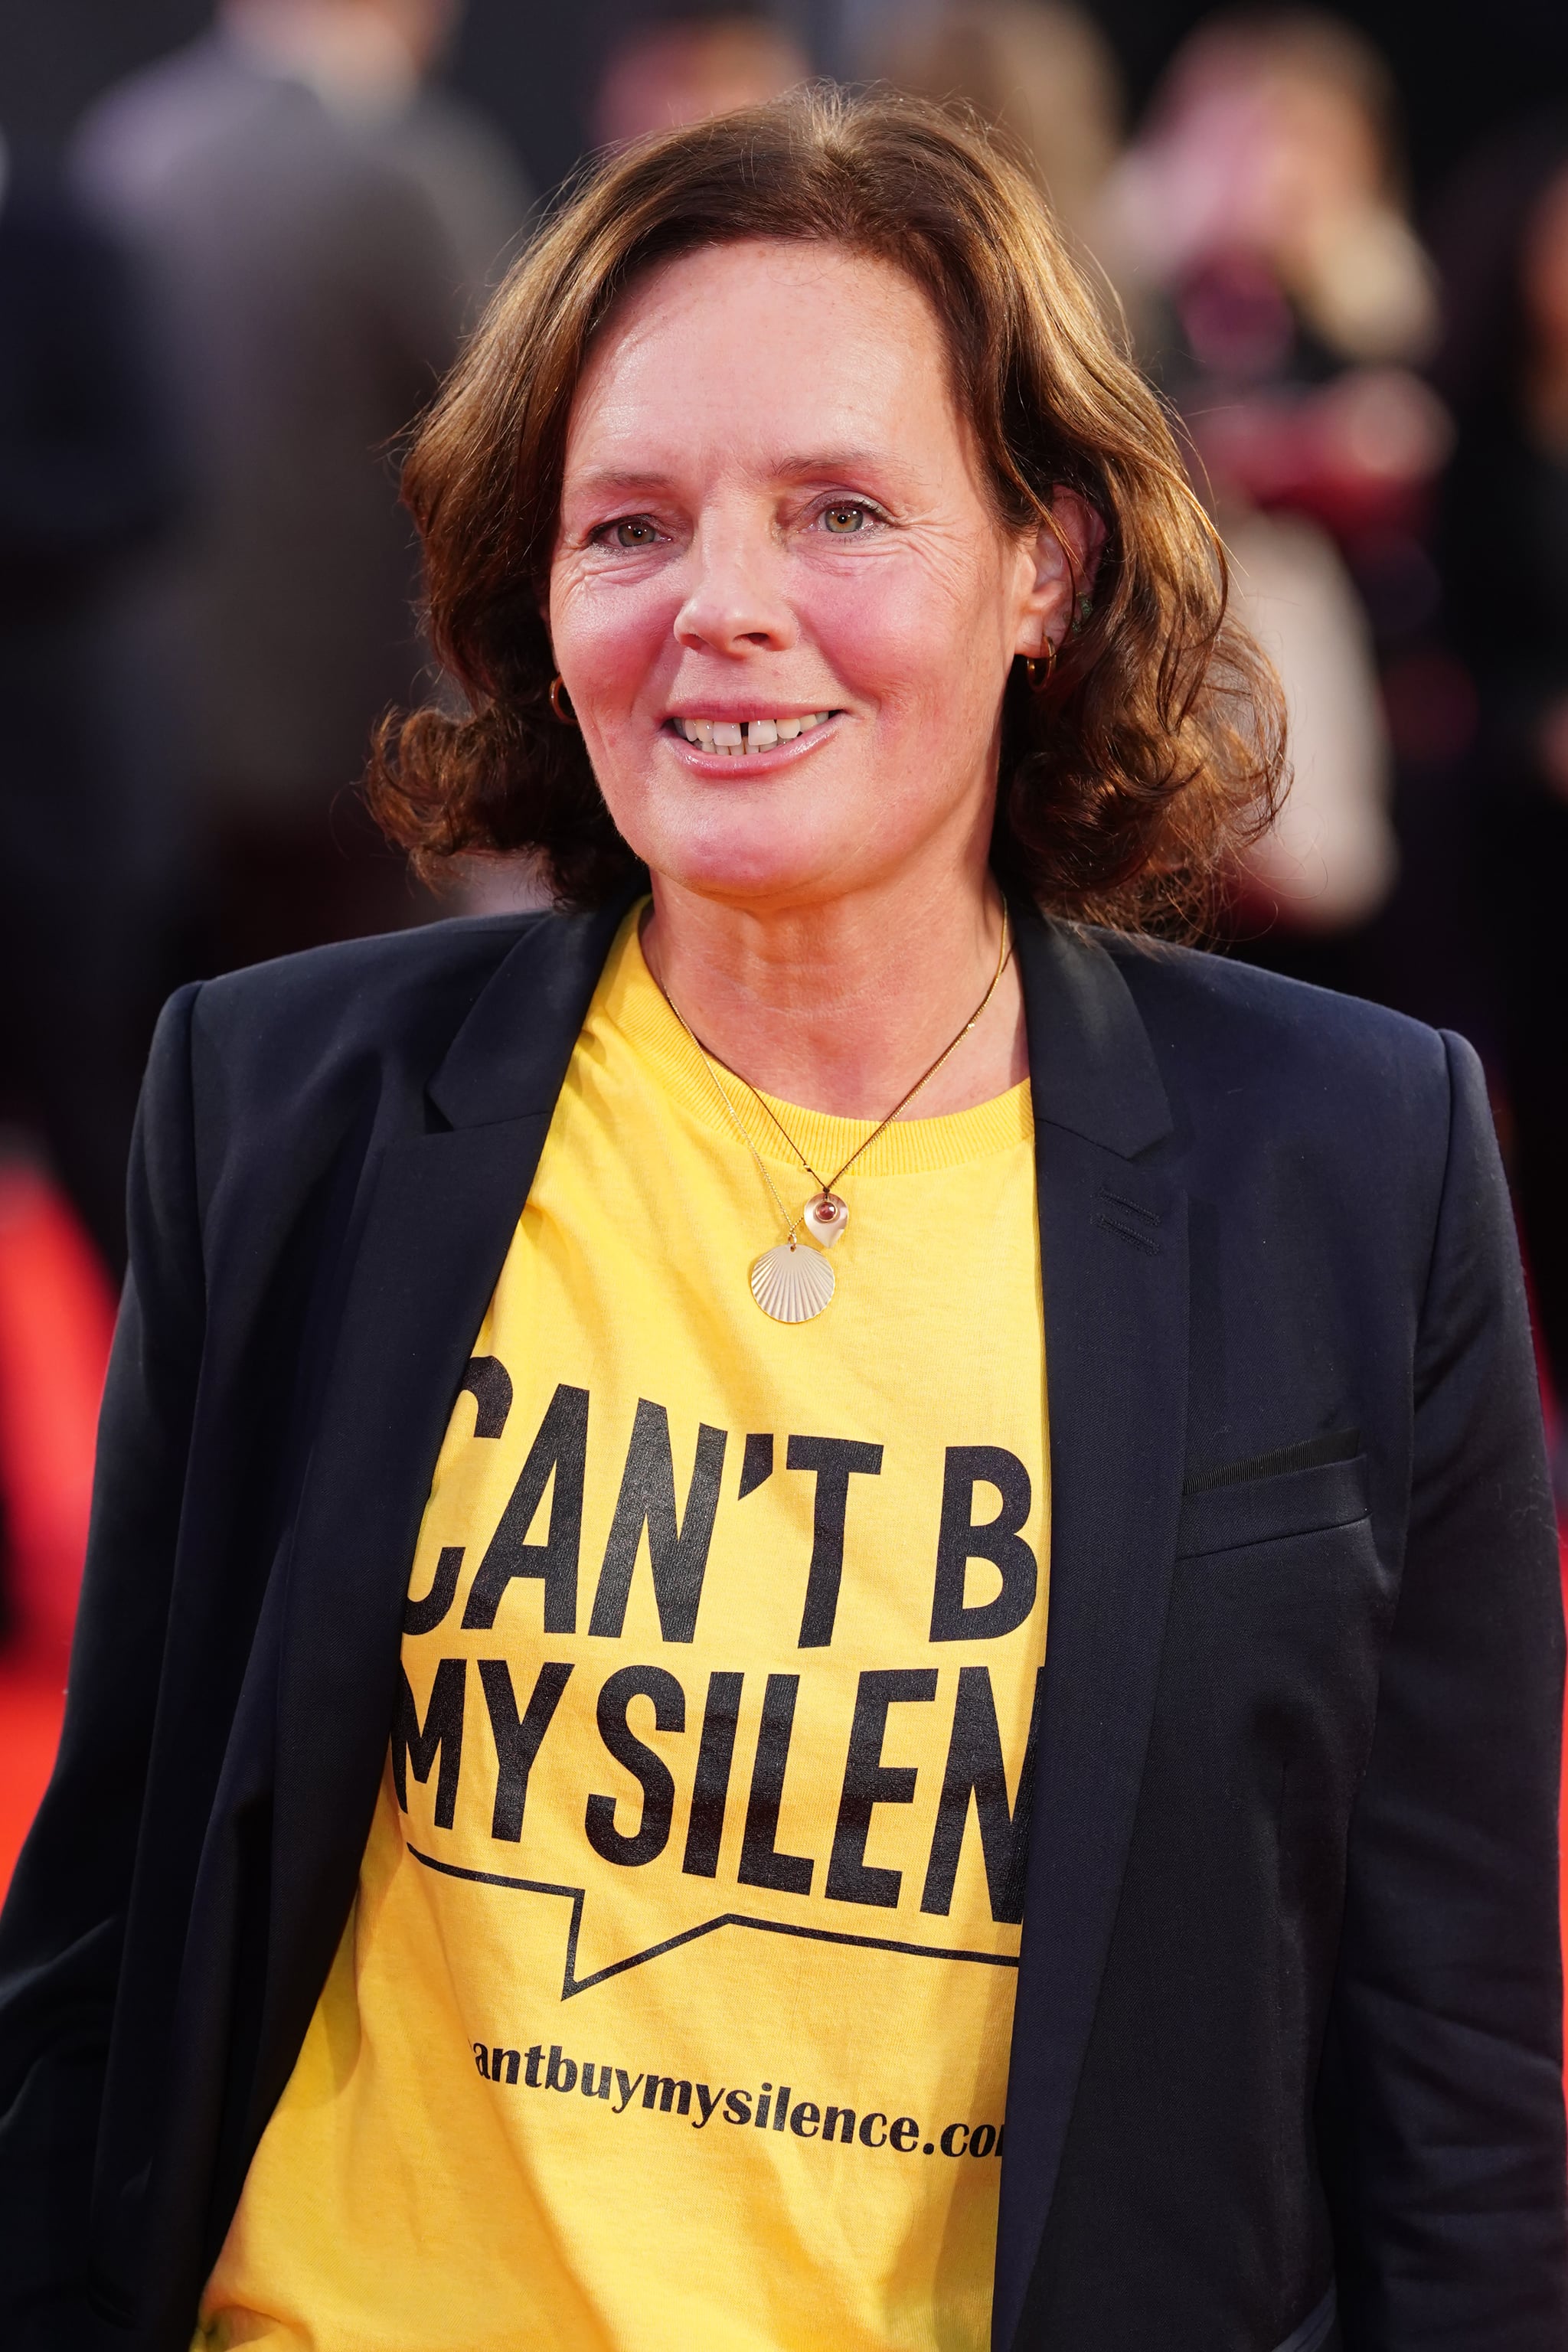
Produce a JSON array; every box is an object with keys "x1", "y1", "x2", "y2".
[{"x1": 549, "y1": 238, "x2": 1073, "y2": 913}]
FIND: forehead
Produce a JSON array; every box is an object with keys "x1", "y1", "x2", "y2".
[{"x1": 562, "y1": 238, "x2": 972, "y2": 488}]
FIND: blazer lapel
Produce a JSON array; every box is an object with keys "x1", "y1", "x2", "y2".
[
  {"x1": 992, "y1": 910, "x2": 1191, "y2": 2350},
  {"x1": 245, "y1": 897, "x2": 632, "y2": 2170}
]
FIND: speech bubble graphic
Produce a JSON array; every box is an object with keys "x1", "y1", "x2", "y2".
[{"x1": 407, "y1": 1845, "x2": 1021, "y2": 2001}]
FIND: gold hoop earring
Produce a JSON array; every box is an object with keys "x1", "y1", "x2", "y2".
[
  {"x1": 549, "y1": 675, "x2": 577, "y2": 726},
  {"x1": 1024, "y1": 636, "x2": 1057, "y2": 694}
]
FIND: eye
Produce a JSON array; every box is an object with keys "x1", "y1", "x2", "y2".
[
  {"x1": 595, "y1": 516, "x2": 662, "y2": 549},
  {"x1": 819, "y1": 502, "x2": 873, "y2": 534}
]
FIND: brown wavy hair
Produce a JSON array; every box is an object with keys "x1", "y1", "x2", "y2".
[{"x1": 369, "y1": 87, "x2": 1285, "y2": 930}]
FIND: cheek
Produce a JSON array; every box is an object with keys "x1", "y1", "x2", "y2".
[
  {"x1": 801, "y1": 554, "x2": 1005, "y2": 720},
  {"x1": 547, "y1": 573, "x2": 671, "y2": 723}
]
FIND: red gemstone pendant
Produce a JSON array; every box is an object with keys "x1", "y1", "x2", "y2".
[{"x1": 802, "y1": 1191, "x2": 849, "y2": 1248}]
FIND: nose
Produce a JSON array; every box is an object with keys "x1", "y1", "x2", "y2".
[{"x1": 673, "y1": 512, "x2": 795, "y2": 658}]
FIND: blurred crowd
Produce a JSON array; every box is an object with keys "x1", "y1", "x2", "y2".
[{"x1": 5, "y1": 0, "x2": 1568, "y2": 1667}]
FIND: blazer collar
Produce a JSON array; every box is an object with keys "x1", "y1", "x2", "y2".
[
  {"x1": 427, "y1": 885, "x2": 1172, "y2": 1145},
  {"x1": 238, "y1": 896, "x2": 636, "y2": 2230},
  {"x1": 1007, "y1": 895, "x2": 1174, "y2": 1159},
  {"x1": 427, "y1": 889, "x2": 641, "y2": 1129},
  {"x1": 993, "y1": 897, "x2": 1190, "y2": 2349}
]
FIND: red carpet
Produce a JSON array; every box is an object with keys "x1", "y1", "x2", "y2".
[
  {"x1": 0, "y1": 1161, "x2": 114, "y2": 1888},
  {"x1": 0, "y1": 1162, "x2": 116, "y2": 1661},
  {"x1": 0, "y1": 1651, "x2": 69, "y2": 1892}
]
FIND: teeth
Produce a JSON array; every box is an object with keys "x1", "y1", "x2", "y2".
[{"x1": 674, "y1": 712, "x2": 831, "y2": 751}]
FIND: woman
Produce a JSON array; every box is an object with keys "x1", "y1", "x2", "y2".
[{"x1": 0, "y1": 90, "x2": 1562, "y2": 2352}]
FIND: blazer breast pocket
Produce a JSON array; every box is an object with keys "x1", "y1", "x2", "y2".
[
  {"x1": 1162, "y1": 1443, "x2": 1389, "y2": 1818},
  {"x1": 1176, "y1": 1446, "x2": 1370, "y2": 1561}
]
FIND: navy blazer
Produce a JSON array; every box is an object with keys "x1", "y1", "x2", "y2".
[{"x1": 0, "y1": 897, "x2": 1563, "y2": 2351}]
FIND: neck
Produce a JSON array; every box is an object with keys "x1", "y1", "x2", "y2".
[{"x1": 641, "y1": 866, "x2": 1029, "y2": 1122}]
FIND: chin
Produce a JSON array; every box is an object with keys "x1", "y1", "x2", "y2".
[
  {"x1": 652, "y1": 841, "x2": 848, "y2": 910},
  {"x1": 623, "y1": 795, "x2": 867, "y2": 909}
]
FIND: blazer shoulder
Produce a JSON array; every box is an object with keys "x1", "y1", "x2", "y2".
[
  {"x1": 194, "y1": 911, "x2": 538, "y2": 1044},
  {"x1": 178, "y1": 913, "x2": 559, "y2": 1145},
  {"x1": 1097, "y1": 931, "x2": 1454, "y2": 1120}
]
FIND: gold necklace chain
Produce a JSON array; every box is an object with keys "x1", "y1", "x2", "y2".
[
  {"x1": 653, "y1": 911, "x2": 1012, "y2": 1250},
  {"x1": 730, "y1": 913, "x2": 1012, "y2": 1199},
  {"x1": 671, "y1": 1040, "x2": 806, "y2": 1245}
]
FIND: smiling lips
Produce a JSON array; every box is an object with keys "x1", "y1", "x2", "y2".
[{"x1": 670, "y1": 712, "x2": 832, "y2": 755}]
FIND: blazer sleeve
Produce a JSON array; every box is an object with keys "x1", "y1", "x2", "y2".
[
  {"x1": 0, "y1": 984, "x2": 205, "y2": 2331},
  {"x1": 1319, "y1": 1031, "x2": 1568, "y2": 2345}
]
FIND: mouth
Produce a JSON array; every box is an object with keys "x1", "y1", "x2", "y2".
[{"x1": 663, "y1": 710, "x2": 838, "y2": 759}]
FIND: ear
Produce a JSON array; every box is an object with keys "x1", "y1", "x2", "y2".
[{"x1": 1014, "y1": 488, "x2": 1108, "y2": 660}]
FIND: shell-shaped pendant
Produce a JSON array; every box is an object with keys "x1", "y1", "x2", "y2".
[
  {"x1": 750, "y1": 1240, "x2": 835, "y2": 1323},
  {"x1": 802, "y1": 1191, "x2": 849, "y2": 1248}
]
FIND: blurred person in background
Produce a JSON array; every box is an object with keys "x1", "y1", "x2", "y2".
[
  {"x1": 859, "y1": 1, "x2": 1122, "y2": 257},
  {"x1": 1433, "y1": 113, "x2": 1568, "y2": 1450},
  {"x1": 1106, "y1": 9, "x2": 1449, "y2": 980},
  {"x1": 0, "y1": 133, "x2": 178, "y2": 1273},
  {"x1": 593, "y1": 2, "x2": 811, "y2": 151},
  {"x1": 0, "y1": 133, "x2": 175, "y2": 1671},
  {"x1": 70, "y1": 0, "x2": 527, "y2": 975}
]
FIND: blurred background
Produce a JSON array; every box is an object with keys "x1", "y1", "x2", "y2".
[{"x1": 0, "y1": 0, "x2": 1564, "y2": 2031}]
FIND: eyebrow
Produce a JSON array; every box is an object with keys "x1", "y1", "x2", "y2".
[
  {"x1": 768, "y1": 447, "x2": 896, "y2": 482},
  {"x1": 564, "y1": 467, "x2": 668, "y2": 500},
  {"x1": 564, "y1": 447, "x2": 899, "y2": 501}
]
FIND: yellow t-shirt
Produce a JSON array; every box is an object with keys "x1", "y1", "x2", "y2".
[{"x1": 200, "y1": 908, "x2": 1049, "y2": 2352}]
